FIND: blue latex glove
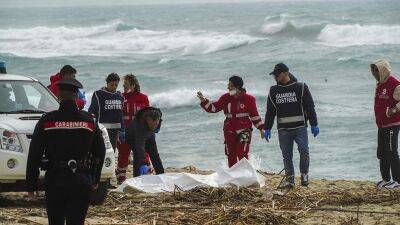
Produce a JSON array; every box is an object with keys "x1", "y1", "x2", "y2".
[
  {"x1": 139, "y1": 165, "x2": 149, "y2": 175},
  {"x1": 77, "y1": 90, "x2": 86, "y2": 100},
  {"x1": 311, "y1": 126, "x2": 319, "y2": 137},
  {"x1": 119, "y1": 131, "x2": 125, "y2": 143},
  {"x1": 264, "y1": 130, "x2": 271, "y2": 142}
]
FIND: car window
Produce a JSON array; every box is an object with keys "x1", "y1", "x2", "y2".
[
  {"x1": 0, "y1": 80, "x2": 59, "y2": 113},
  {"x1": 22, "y1": 84, "x2": 42, "y2": 108}
]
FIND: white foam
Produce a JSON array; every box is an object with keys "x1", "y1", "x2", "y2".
[
  {"x1": 148, "y1": 87, "x2": 266, "y2": 109},
  {"x1": 261, "y1": 21, "x2": 289, "y2": 34},
  {"x1": 337, "y1": 57, "x2": 352, "y2": 61},
  {"x1": 149, "y1": 87, "x2": 226, "y2": 109},
  {"x1": 159, "y1": 58, "x2": 173, "y2": 64},
  {"x1": 260, "y1": 14, "x2": 290, "y2": 34},
  {"x1": 317, "y1": 24, "x2": 400, "y2": 47},
  {"x1": 0, "y1": 21, "x2": 265, "y2": 58}
]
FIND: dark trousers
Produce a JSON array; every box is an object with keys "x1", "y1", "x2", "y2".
[
  {"x1": 377, "y1": 126, "x2": 400, "y2": 182},
  {"x1": 45, "y1": 171, "x2": 91, "y2": 225},
  {"x1": 107, "y1": 129, "x2": 119, "y2": 151},
  {"x1": 133, "y1": 135, "x2": 165, "y2": 177}
]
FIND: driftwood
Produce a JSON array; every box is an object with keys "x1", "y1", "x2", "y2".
[{"x1": 1, "y1": 172, "x2": 400, "y2": 225}]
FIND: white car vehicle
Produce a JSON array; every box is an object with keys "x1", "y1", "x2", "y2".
[{"x1": 0, "y1": 74, "x2": 115, "y2": 204}]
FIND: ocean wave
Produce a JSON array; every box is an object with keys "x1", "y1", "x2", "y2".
[
  {"x1": 317, "y1": 24, "x2": 400, "y2": 47},
  {"x1": 0, "y1": 20, "x2": 265, "y2": 58},
  {"x1": 149, "y1": 87, "x2": 266, "y2": 109},
  {"x1": 260, "y1": 14, "x2": 325, "y2": 37},
  {"x1": 260, "y1": 14, "x2": 400, "y2": 47},
  {"x1": 149, "y1": 88, "x2": 226, "y2": 109},
  {"x1": 84, "y1": 85, "x2": 266, "y2": 110}
]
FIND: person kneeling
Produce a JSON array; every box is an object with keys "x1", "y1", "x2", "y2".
[{"x1": 126, "y1": 107, "x2": 164, "y2": 176}]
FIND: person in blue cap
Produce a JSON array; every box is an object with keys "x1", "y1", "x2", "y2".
[
  {"x1": 0, "y1": 61, "x2": 6, "y2": 74},
  {"x1": 264, "y1": 63, "x2": 319, "y2": 189}
]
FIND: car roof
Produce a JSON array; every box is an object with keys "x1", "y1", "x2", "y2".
[{"x1": 0, "y1": 74, "x2": 38, "y2": 82}]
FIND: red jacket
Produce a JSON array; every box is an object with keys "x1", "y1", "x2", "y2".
[
  {"x1": 49, "y1": 73, "x2": 85, "y2": 110},
  {"x1": 375, "y1": 75, "x2": 400, "y2": 128},
  {"x1": 200, "y1": 92, "x2": 264, "y2": 133},
  {"x1": 122, "y1": 91, "x2": 150, "y2": 127}
]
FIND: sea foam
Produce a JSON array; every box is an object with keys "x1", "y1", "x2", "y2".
[
  {"x1": 317, "y1": 24, "x2": 400, "y2": 47},
  {"x1": 0, "y1": 20, "x2": 264, "y2": 58}
]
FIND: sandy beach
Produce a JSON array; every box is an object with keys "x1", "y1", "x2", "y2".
[{"x1": 1, "y1": 166, "x2": 399, "y2": 225}]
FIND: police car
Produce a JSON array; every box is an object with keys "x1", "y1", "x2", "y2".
[{"x1": 0, "y1": 74, "x2": 115, "y2": 204}]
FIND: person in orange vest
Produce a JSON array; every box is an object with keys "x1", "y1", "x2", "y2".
[{"x1": 197, "y1": 75, "x2": 264, "y2": 167}]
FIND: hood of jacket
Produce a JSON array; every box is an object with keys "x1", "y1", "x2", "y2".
[
  {"x1": 50, "y1": 73, "x2": 61, "y2": 84},
  {"x1": 372, "y1": 59, "x2": 392, "y2": 83}
]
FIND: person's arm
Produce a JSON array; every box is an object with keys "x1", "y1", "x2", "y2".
[
  {"x1": 90, "y1": 122, "x2": 106, "y2": 185},
  {"x1": 144, "y1": 95, "x2": 150, "y2": 107},
  {"x1": 134, "y1": 129, "x2": 148, "y2": 167},
  {"x1": 119, "y1": 95, "x2": 125, "y2": 131},
  {"x1": 88, "y1": 92, "x2": 99, "y2": 120},
  {"x1": 302, "y1": 84, "x2": 318, "y2": 126},
  {"x1": 264, "y1": 92, "x2": 277, "y2": 130},
  {"x1": 76, "y1": 90, "x2": 86, "y2": 110},
  {"x1": 198, "y1": 93, "x2": 226, "y2": 113},
  {"x1": 126, "y1": 123, "x2": 147, "y2": 167},
  {"x1": 26, "y1": 117, "x2": 46, "y2": 193},
  {"x1": 248, "y1": 96, "x2": 264, "y2": 130},
  {"x1": 387, "y1": 85, "x2": 400, "y2": 116}
]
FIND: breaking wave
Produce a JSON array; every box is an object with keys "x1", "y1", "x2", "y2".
[
  {"x1": 0, "y1": 20, "x2": 265, "y2": 58},
  {"x1": 260, "y1": 14, "x2": 400, "y2": 46},
  {"x1": 317, "y1": 24, "x2": 400, "y2": 47}
]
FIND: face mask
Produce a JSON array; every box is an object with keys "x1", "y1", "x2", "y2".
[{"x1": 229, "y1": 89, "x2": 237, "y2": 96}]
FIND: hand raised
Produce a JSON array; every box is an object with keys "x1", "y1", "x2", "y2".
[{"x1": 197, "y1": 91, "x2": 206, "y2": 102}]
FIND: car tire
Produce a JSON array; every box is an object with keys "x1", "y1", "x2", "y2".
[{"x1": 90, "y1": 179, "x2": 110, "y2": 205}]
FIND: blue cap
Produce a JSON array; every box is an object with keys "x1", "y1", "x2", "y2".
[
  {"x1": 269, "y1": 63, "x2": 289, "y2": 76},
  {"x1": 0, "y1": 61, "x2": 5, "y2": 69}
]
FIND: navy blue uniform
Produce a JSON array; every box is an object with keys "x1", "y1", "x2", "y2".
[
  {"x1": 265, "y1": 81, "x2": 317, "y2": 130},
  {"x1": 26, "y1": 100, "x2": 106, "y2": 225},
  {"x1": 264, "y1": 78, "x2": 318, "y2": 184},
  {"x1": 88, "y1": 87, "x2": 124, "y2": 150}
]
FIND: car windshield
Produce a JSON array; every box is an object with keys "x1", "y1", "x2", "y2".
[{"x1": 0, "y1": 80, "x2": 59, "y2": 114}]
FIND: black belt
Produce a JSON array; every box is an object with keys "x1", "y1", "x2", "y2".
[{"x1": 49, "y1": 159, "x2": 90, "y2": 173}]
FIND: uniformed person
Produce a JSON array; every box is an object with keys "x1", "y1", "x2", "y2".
[
  {"x1": 264, "y1": 63, "x2": 319, "y2": 189},
  {"x1": 26, "y1": 78, "x2": 106, "y2": 225},
  {"x1": 126, "y1": 107, "x2": 165, "y2": 177}
]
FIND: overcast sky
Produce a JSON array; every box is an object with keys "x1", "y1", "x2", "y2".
[{"x1": 0, "y1": 0, "x2": 361, "y2": 8}]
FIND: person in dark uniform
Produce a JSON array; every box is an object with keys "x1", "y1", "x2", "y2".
[
  {"x1": 88, "y1": 73, "x2": 125, "y2": 151},
  {"x1": 264, "y1": 63, "x2": 319, "y2": 189},
  {"x1": 126, "y1": 107, "x2": 164, "y2": 177},
  {"x1": 26, "y1": 78, "x2": 106, "y2": 225}
]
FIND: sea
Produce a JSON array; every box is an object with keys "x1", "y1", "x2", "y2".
[{"x1": 1, "y1": 0, "x2": 399, "y2": 181}]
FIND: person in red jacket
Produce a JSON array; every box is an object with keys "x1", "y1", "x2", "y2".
[
  {"x1": 372, "y1": 59, "x2": 400, "y2": 190},
  {"x1": 197, "y1": 75, "x2": 264, "y2": 167},
  {"x1": 49, "y1": 65, "x2": 86, "y2": 110},
  {"x1": 116, "y1": 74, "x2": 152, "y2": 183}
]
